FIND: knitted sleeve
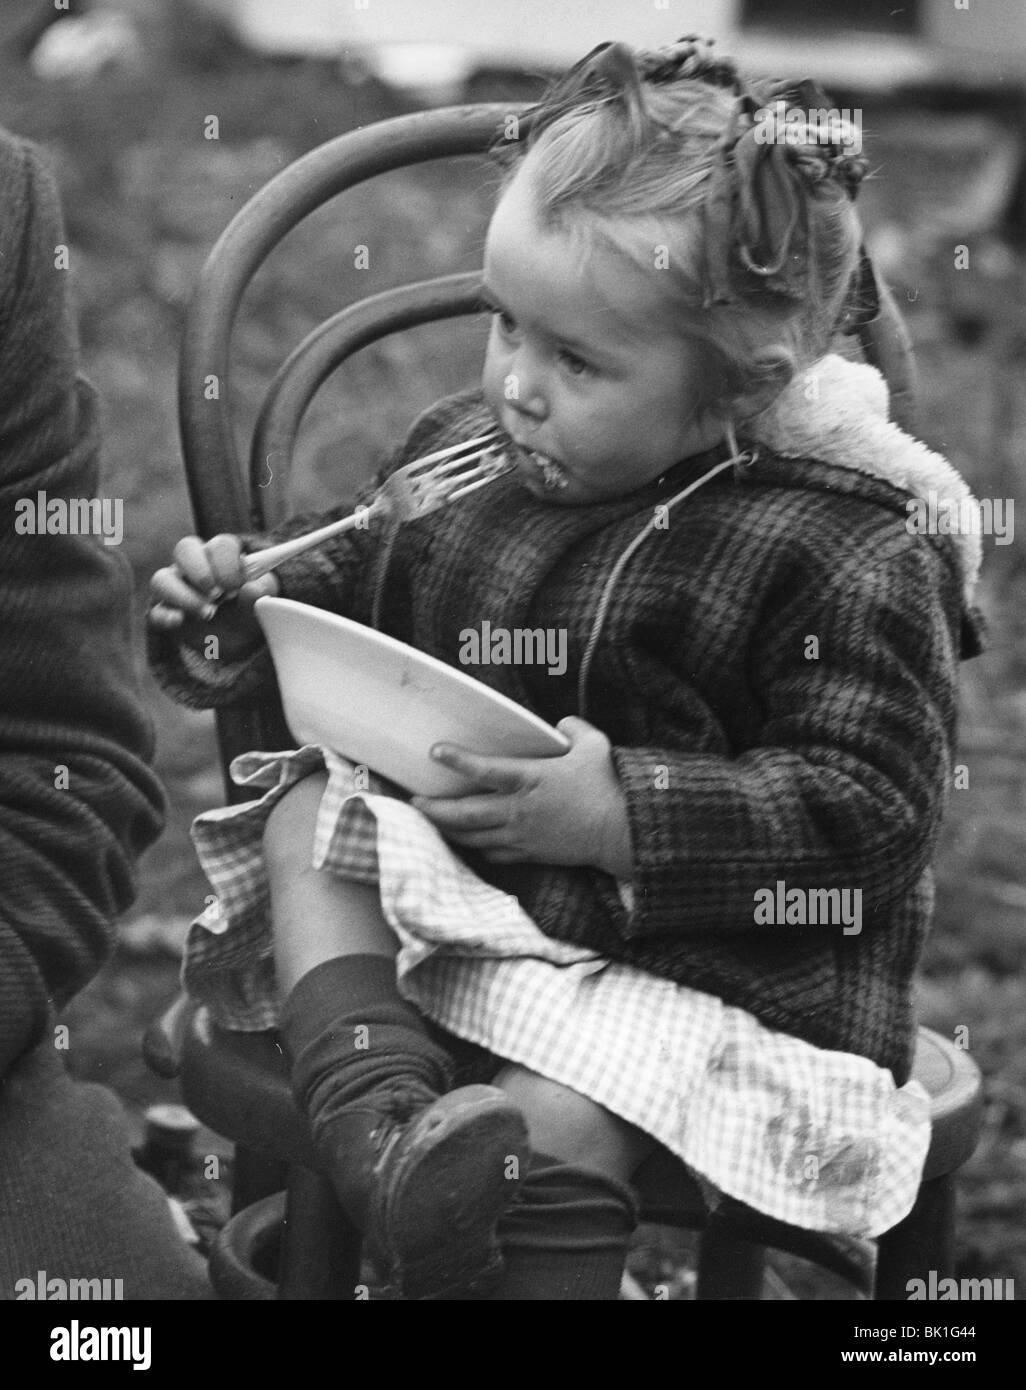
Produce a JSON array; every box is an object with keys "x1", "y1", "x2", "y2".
[
  {"x1": 0, "y1": 133, "x2": 164, "y2": 1075},
  {"x1": 611, "y1": 542, "x2": 959, "y2": 938}
]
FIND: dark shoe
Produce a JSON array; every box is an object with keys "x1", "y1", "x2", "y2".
[{"x1": 328, "y1": 1083, "x2": 530, "y2": 1300}]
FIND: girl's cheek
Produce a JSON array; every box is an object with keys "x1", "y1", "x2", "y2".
[
  {"x1": 481, "y1": 359, "x2": 503, "y2": 414},
  {"x1": 481, "y1": 346, "x2": 512, "y2": 415},
  {"x1": 480, "y1": 342, "x2": 498, "y2": 387}
]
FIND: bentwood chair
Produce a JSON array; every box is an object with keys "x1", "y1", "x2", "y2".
[{"x1": 145, "y1": 104, "x2": 981, "y2": 1300}]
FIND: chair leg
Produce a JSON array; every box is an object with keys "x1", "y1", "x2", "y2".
[
  {"x1": 696, "y1": 1225, "x2": 766, "y2": 1300},
  {"x1": 231, "y1": 1145, "x2": 288, "y2": 1215},
  {"x1": 874, "y1": 1175, "x2": 955, "y2": 1301},
  {"x1": 277, "y1": 1166, "x2": 363, "y2": 1300},
  {"x1": 208, "y1": 1193, "x2": 283, "y2": 1299}
]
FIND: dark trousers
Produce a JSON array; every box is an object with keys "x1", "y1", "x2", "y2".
[{"x1": 0, "y1": 1044, "x2": 213, "y2": 1300}]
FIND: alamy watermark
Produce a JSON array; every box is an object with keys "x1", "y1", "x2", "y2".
[
  {"x1": 905, "y1": 492, "x2": 1014, "y2": 545},
  {"x1": 50, "y1": 1320, "x2": 150, "y2": 1371},
  {"x1": 906, "y1": 1271, "x2": 1015, "y2": 1300},
  {"x1": 13, "y1": 491, "x2": 124, "y2": 546},
  {"x1": 15, "y1": 1270, "x2": 124, "y2": 1300},
  {"x1": 754, "y1": 879, "x2": 862, "y2": 935},
  {"x1": 752, "y1": 99, "x2": 862, "y2": 154},
  {"x1": 459, "y1": 621, "x2": 567, "y2": 677}
]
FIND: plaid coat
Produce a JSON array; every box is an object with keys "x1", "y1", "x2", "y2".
[{"x1": 152, "y1": 361, "x2": 983, "y2": 1084}]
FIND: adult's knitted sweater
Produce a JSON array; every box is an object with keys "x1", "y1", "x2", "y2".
[
  {"x1": 0, "y1": 132, "x2": 164, "y2": 1077},
  {"x1": 151, "y1": 357, "x2": 983, "y2": 1085}
]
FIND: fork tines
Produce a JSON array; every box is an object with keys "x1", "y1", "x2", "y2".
[
  {"x1": 403, "y1": 429, "x2": 504, "y2": 476},
  {"x1": 424, "y1": 446, "x2": 510, "y2": 495},
  {"x1": 446, "y1": 464, "x2": 511, "y2": 501},
  {"x1": 403, "y1": 424, "x2": 513, "y2": 504}
]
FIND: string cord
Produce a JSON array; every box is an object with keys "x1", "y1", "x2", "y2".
[{"x1": 576, "y1": 422, "x2": 755, "y2": 718}]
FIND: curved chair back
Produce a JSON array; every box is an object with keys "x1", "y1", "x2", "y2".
[{"x1": 179, "y1": 105, "x2": 529, "y2": 534}]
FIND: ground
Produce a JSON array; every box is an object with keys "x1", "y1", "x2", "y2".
[{"x1": 2, "y1": 4, "x2": 1024, "y2": 1297}]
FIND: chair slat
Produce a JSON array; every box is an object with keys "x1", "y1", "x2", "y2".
[{"x1": 250, "y1": 273, "x2": 485, "y2": 526}]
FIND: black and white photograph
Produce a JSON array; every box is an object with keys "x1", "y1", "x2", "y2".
[{"x1": 0, "y1": 0, "x2": 1023, "y2": 1355}]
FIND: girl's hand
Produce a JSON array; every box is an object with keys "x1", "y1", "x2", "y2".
[
  {"x1": 148, "y1": 533, "x2": 279, "y2": 664},
  {"x1": 412, "y1": 716, "x2": 634, "y2": 878}
]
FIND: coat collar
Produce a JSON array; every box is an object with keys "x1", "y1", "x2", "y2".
[{"x1": 748, "y1": 353, "x2": 982, "y2": 606}]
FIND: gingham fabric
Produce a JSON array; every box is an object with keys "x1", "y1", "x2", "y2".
[{"x1": 186, "y1": 746, "x2": 930, "y2": 1239}]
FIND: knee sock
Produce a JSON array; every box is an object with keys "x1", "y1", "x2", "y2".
[
  {"x1": 280, "y1": 954, "x2": 455, "y2": 1221},
  {"x1": 486, "y1": 1152, "x2": 639, "y2": 1301}
]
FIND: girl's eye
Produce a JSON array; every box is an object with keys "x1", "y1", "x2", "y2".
[{"x1": 559, "y1": 349, "x2": 592, "y2": 377}]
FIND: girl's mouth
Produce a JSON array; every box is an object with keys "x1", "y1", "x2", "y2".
[{"x1": 505, "y1": 442, "x2": 570, "y2": 492}]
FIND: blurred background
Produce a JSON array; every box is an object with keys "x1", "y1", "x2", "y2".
[{"x1": 1, "y1": 0, "x2": 1023, "y2": 1297}]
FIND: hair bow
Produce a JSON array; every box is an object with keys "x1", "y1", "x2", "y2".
[{"x1": 702, "y1": 78, "x2": 860, "y2": 308}]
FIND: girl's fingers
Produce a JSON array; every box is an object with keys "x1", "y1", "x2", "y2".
[
  {"x1": 433, "y1": 827, "x2": 531, "y2": 864},
  {"x1": 170, "y1": 533, "x2": 246, "y2": 597},
  {"x1": 147, "y1": 602, "x2": 185, "y2": 630},
  {"x1": 205, "y1": 533, "x2": 247, "y2": 594},
  {"x1": 432, "y1": 825, "x2": 516, "y2": 852},
  {"x1": 171, "y1": 536, "x2": 220, "y2": 595},
  {"x1": 477, "y1": 846, "x2": 525, "y2": 864},
  {"x1": 149, "y1": 565, "x2": 218, "y2": 619},
  {"x1": 555, "y1": 715, "x2": 597, "y2": 745},
  {"x1": 412, "y1": 793, "x2": 510, "y2": 830},
  {"x1": 429, "y1": 743, "x2": 525, "y2": 792},
  {"x1": 149, "y1": 540, "x2": 278, "y2": 632},
  {"x1": 236, "y1": 573, "x2": 280, "y2": 608}
]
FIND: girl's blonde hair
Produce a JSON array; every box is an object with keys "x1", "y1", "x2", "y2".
[{"x1": 495, "y1": 39, "x2": 871, "y2": 417}]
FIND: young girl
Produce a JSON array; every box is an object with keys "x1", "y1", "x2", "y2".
[{"x1": 149, "y1": 37, "x2": 984, "y2": 1300}]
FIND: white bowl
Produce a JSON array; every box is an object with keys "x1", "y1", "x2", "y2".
[{"x1": 256, "y1": 596, "x2": 570, "y2": 795}]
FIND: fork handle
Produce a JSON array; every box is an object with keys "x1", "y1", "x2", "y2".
[{"x1": 240, "y1": 499, "x2": 384, "y2": 582}]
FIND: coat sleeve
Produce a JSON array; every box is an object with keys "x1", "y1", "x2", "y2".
[
  {"x1": 144, "y1": 480, "x2": 388, "y2": 710},
  {"x1": 0, "y1": 134, "x2": 164, "y2": 1075},
  {"x1": 148, "y1": 389, "x2": 488, "y2": 708},
  {"x1": 610, "y1": 541, "x2": 961, "y2": 938}
]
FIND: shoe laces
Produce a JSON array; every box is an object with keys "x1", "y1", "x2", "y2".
[{"x1": 368, "y1": 1083, "x2": 434, "y2": 1159}]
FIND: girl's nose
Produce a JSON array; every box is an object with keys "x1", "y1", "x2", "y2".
[{"x1": 505, "y1": 351, "x2": 548, "y2": 422}]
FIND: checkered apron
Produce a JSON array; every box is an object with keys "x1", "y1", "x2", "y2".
[{"x1": 185, "y1": 745, "x2": 930, "y2": 1238}]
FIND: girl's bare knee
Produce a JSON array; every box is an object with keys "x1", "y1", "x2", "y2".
[{"x1": 493, "y1": 1065, "x2": 654, "y2": 1181}]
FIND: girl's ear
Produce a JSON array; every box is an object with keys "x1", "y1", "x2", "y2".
[{"x1": 732, "y1": 346, "x2": 797, "y2": 422}]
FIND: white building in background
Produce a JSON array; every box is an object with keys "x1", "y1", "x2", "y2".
[{"x1": 219, "y1": 0, "x2": 1026, "y2": 95}]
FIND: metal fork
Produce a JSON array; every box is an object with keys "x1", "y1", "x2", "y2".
[{"x1": 240, "y1": 429, "x2": 509, "y2": 583}]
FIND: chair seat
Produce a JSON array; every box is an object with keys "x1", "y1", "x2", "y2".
[{"x1": 179, "y1": 1012, "x2": 981, "y2": 1192}]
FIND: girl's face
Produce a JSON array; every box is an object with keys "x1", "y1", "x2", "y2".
[{"x1": 481, "y1": 172, "x2": 725, "y2": 505}]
